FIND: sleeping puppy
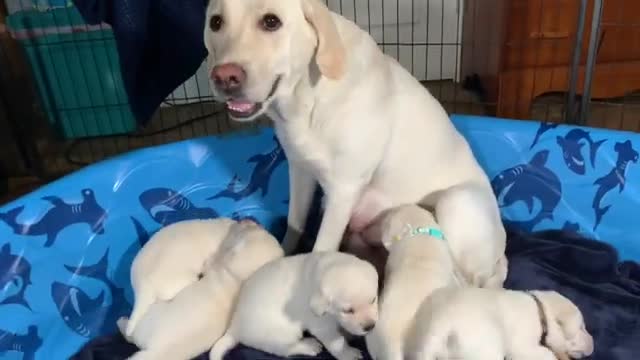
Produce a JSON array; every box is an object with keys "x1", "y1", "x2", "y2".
[
  {"x1": 203, "y1": 0, "x2": 507, "y2": 290},
  {"x1": 363, "y1": 204, "x2": 465, "y2": 360},
  {"x1": 125, "y1": 217, "x2": 237, "y2": 336},
  {"x1": 208, "y1": 252, "x2": 379, "y2": 360},
  {"x1": 118, "y1": 220, "x2": 284, "y2": 360},
  {"x1": 405, "y1": 287, "x2": 594, "y2": 360}
]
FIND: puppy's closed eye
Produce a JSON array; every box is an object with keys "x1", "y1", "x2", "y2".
[{"x1": 343, "y1": 308, "x2": 354, "y2": 314}]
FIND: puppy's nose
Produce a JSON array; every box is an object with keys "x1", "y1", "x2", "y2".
[
  {"x1": 211, "y1": 63, "x2": 246, "y2": 93},
  {"x1": 362, "y1": 322, "x2": 376, "y2": 332}
]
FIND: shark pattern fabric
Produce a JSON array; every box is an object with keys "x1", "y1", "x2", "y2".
[{"x1": 0, "y1": 115, "x2": 639, "y2": 359}]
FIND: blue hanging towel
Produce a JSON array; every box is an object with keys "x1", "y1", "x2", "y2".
[{"x1": 72, "y1": 0, "x2": 209, "y2": 126}]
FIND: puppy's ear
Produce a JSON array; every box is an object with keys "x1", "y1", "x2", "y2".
[
  {"x1": 309, "y1": 288, "x2": 329, "y2": 316},
  {"x1": 220, "y1": 236, "x2": 248, "y2": 260},
  {"x1": 302, "y1": 0, "x2": 346, "y2": 80}
]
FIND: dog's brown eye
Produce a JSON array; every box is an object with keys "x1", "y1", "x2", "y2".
[
  {"x1": 261, "y1": 13, "x2": 282, "y2": 31},
  {"x1": 210, "y1": 15, "x2": 223, "y2": 32}
]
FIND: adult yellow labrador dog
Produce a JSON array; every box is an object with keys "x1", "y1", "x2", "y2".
[{"x1": 203, "y1": 0, "x2": 507, "y2": 287}]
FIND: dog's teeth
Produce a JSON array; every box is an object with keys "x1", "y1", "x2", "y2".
[{"x1": 227, "y1": 101, "x2": 255, "y2": 113}]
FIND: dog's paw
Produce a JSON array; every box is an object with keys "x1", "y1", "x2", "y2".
[
  {"x1": 301, "y1": 338, "x2": 324, "y2": 355},
  {"x1": 288, "y1": 338, "x2": 324, "y2": 356},
  {"x1": 337, "y1": 346, "x2": 363, "y2": 360}
]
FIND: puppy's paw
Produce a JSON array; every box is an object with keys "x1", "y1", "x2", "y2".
[
  {"x1": 116, "y1": 317, "x2": 129, "y2": 335},
  {"x1": 336, "y1": 346, "x2": 363, "y2": 360},
  {"x1": 294, "y1": 338, "x2": 323, "y2": 356},
  {"x1": 287, "y1": 338, "x2": 324, "y2": 356}
]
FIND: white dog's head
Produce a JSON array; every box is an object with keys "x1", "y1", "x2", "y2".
[
  {"x1": 363, "y1": 204, "x2": 438, "y2": 251},
  {"x1": 533, "y1": 290, "x2": 594, "y2": 359},
  {"x1": 309, "y1": 253, "x2": 379, "y2": 336},
  {"x1": 203, "y1": 0, "x2": 346, "y2": 121},
  {"x1": 216, "y1": 220, "x2": 284, "y2": 281}
]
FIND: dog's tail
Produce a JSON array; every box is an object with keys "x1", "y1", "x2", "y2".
[
  {"x1": 125, "y1": 289, "x2": 155, "y2": 337},
  {"x1": 209, "y1": 332, "x2": 238, "y2": 360}
]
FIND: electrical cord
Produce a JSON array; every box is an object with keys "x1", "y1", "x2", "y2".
[{"x1": 64, "y1": 108, "x2": 225, "y2": 166}]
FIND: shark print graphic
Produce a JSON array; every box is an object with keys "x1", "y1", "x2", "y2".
[
  {"x1": 52, "y1": 250, "x2": 131, "y2": 338},
  {"x1": 530, "y1": 122, "x2": 559, "y2": 149},
  {"x1": 491, "y1": 150, "x2": 562, "y2": 233},
  {"x1": 592, "y1": 140, "x2": 639, "y2": 231},
  {"x1": 139, "y1": 188, "x2": 219, "y2": 226},
  {"x1": 209, "y1": 136, "x2": 286, "y2": 201},
  {"x1": 130, "y1": 216, "x2": 150, "y2": 248},
  {"x1": 0, "y1": 189, "x2": 107, "y2": 247},
  {"x1": 0, "y1": 325, "x2": 43, "y2": 360},
  {"x1": 0, "y1": 243, "x2": 32, "y2": 309},
  {"x1": 556, "y1": 129, "x2": 606, "y2": 175}
]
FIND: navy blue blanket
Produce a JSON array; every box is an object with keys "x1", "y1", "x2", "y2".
[
  {"x1": 504, "y1": 230, "x2": 640, "y2": 360},
  {"x1": 70, "y1": 230, "x2": 640, "y2": 360},
  {"x1": 72, "y1": 0, "x2": 208, "y2": 126}
]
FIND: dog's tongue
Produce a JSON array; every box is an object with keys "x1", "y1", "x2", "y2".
[{"x1": 226, "y1": 100, "x2": 256, "y2": 113}]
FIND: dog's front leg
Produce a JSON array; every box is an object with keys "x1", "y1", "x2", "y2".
[
  {"x1": 312, "y1": 183, "x2": 360, "y2": 252},
  {"x1": 311, "y1": 324, "x2": 363, "y2": 360},
  {"x1": 281, "y1": 162, "x2": 316, "y2": 254}
]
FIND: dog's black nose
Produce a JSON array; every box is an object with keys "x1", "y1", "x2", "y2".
[{"x1": 363, "y1": 323, "x2": 375, "y2": 332}]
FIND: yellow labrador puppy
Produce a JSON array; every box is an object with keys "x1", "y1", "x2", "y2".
[
  {"x1": 119, "y1": 221, "x2": 284, "y2": 360},
  {"x1": 203, "y1": 0, "x2": 506, "y2": 288},
  {"x1": 125, "y1": 218, "x2": 237, "y2": 336},
  {"x1": 363, "y1": 204, "x2": 465, "y2": 360},
  {"x1": 208, "y1": 252, "x2": 379, "y2": 360},
  {"x1": 405, "y1": 287, "x2": 594, "y2": 360}
]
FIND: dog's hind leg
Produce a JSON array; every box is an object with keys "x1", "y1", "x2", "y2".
[
  {"x1": 433, "y1": 182, "x2": 507, "y2": 288},
  {"x1": 483, "y1": 255, "x2": 509, "y2": 289},
  {"x1": 245, "y1": 324, "x2": 312, "y2": 358},
  {"x1": 209, "y1": 332, "x2": 238, "y2": 360}
]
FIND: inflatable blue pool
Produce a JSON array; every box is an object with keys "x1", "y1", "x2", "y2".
[{"x1": 1, "y1": 114, "x2": 639, "y2": 359}]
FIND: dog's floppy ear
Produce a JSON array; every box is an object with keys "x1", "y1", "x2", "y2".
[
  {"x1": 309, "y1": 287, "x2": 329, "y2": 316},
  {"x1": 302, "y1": 0, "x2": 346, "y2": 80},
  {"x1": 218, "y1": 234, "x2": 249, "y2": 261}
]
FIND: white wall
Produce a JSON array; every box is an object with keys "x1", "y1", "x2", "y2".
[{"x1": 166, "y1": 0, "x2": 464, "y2": 105}]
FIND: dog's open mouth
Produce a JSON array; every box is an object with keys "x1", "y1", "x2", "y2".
[
  {"x1": 225, "y1": 75, "x2": 282, "y2": 119},
  {"x1": 226, "y1": 100, "x2": 262, "y2": 118}
]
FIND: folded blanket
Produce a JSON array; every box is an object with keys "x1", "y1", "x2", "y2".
[{"x1": 71, "y1": 230, "x2": 640, "y2": 360}]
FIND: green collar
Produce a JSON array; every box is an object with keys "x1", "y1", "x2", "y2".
[{"x1": 391, "y1": 225, "x2": 445, "y2": 243}]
